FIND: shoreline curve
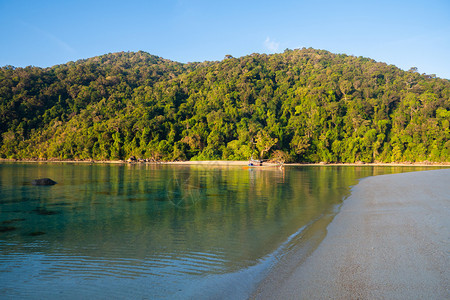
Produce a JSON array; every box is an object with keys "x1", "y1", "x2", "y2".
[{"x1": 251, "y1": 169, "x2": 450, "y2": 299}]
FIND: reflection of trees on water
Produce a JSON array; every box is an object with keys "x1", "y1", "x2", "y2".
[{"x1": 0, "y1": 163, "x2": 437, "y2": 273}]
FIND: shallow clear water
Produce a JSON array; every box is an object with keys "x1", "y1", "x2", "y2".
[{"x1": 0, "y1": 163, "x2": 437, "y2": 299}]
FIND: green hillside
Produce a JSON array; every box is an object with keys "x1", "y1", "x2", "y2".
[{"x1": 1, "y1": 48, "x2": 449, "y2": 162}]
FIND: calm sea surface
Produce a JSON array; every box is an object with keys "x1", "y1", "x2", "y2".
[{"x1": 0, "y1": 163, "x2": 437, "y2": 299}]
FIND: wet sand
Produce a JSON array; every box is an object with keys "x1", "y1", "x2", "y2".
[{"x1": 252, "y1": 169, "x2": 450, "y2": 299}]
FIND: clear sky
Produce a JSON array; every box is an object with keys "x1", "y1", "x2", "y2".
[{"x1": 1, "y1": 0, "x2": 449, "y2": 79}]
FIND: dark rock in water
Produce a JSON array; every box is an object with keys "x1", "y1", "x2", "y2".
[
  {"x1": 33, "y1": 207, "x2": 60, "y2": 215},
  {"x1": 32, "y1": 178, "x2": 57, "y2": 186},
  {"x1": 0, "y1": 226, "x2": 17, "y2": 233},
  {"x1": 28, "y1": 231, "x2": 46, "y2": 236},
  {"x1": 48, "y1": 202, "x2": 70, "y2": 207},
  {"x1": 1, "y1": 218, "x2": 26, "y2": 225}
]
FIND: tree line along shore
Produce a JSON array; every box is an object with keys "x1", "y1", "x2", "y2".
[
  {"x1": 1, "y1": 48, "x2": 449, "y2": 163},
  {"x1": 1, "y1": 158, "x2": 448, "y2": 168}
]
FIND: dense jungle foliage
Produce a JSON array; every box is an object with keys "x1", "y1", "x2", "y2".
[{"x1": 1, "y1": 48, "x2": 449, "y2": 162}]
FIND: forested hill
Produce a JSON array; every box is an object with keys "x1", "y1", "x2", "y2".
[{"x1": 1, "y1": 48, "x2": 449, "y2": 163}]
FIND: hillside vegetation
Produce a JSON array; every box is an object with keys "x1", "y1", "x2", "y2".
[{"x1": 1, "y1": 48, "x2": 449, "y2": 162}]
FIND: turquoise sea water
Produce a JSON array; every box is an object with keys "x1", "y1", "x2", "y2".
[{"x1": 0, "y1": 163, "x2": 437, "y2": 299}]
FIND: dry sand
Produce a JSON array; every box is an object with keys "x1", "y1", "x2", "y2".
[{"x1": 252, "y1": 169, "x2": 450, "y2": 300}]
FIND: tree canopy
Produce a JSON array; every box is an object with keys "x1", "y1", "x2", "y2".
[{"x1": 1, "y1": 48, "x2": 449, "y2": 162}]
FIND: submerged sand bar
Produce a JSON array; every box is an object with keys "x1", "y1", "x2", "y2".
[{"x1": 253, "y1": 169, "x2": 450, "y2": 299}]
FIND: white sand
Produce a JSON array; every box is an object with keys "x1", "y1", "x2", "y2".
[
  {"x1": 252, "y1": 169, "x2": 450, "y2": 299},
  {"x1": 163, "y1": 160, "x2": 249, "y2": 166}
]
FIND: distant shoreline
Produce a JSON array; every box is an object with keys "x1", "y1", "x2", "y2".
[{"x1": 1, "y1": 159, "x2": 449, "y2": 167}]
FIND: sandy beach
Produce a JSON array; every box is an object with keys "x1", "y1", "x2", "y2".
[{"x1": 252, "y1": 168, "x2": 450, "y2": 299}]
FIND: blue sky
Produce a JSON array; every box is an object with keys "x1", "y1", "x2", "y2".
[{"x1": 1, "y1": 0, "x2": 449, "y2": 79}]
